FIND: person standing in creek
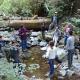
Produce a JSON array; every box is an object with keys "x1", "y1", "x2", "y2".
[
  {"x1": 41, "y1": 22, "x2": 46, "y2": 40},
  {"x1": 66, "y1": 31, "x2": 75, "y2": 69},
  {"x1": 18, "y1": 25, "x2": 29, "y2": 52},
  {"x1": 44, "y1": 41, "x2": 61, "y2": 79}
]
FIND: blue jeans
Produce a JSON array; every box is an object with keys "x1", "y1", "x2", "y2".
[
  {"x1": 68, "y1": 49, "x2": 74, "y2": 69},
  {"x1": 21, "y1": 39, "x2": 27, "y2": 51},
  {"x1": 48, "y1": 59, "x2": 54, "y2": 77}
]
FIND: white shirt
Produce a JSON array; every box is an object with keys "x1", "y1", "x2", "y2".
[{"x1": 45, "y1": 46, "x2": 57, "y2": 59}]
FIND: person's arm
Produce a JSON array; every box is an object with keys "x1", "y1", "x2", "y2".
[
  {"x1": 45, "y1": 47, "x2": 50, "y2": 58},
  {"x1": 25, "y1": 28, "x2": 30, "y2": 33},
  {"x1": 18, "y1": 29, "x2": 22, "y2": 36}
]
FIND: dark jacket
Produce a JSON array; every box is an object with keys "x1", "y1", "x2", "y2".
[{"x1": 19, "y1": 27, "x2": 28, "y2": 40}]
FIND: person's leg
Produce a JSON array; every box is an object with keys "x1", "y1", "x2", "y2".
[
  {"x1": 42, "y1": 31, "x2": 45, "y2": 40},
  {"x1": 68, "y1": 50, "x2": 71, "y2": 69},
  {"x1": 68, "y1": 50, "x2": 73, "y2": 69},
  {"x1": 21, "y1": 39, "x2": 27, "y2": 51},
  {"x1": 48, "y1": 59, "x2": 54, "y2": 78},
  {"x1": 21, "y1": 40, "x2": 23, "y2": 51},
  {"x1": 24, "y1": 39, "x2": 27, "y2": 49}
]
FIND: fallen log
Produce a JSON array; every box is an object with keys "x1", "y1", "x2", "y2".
[{"x1": 8, "y1": 18, "x2": 51, "y2": 30}]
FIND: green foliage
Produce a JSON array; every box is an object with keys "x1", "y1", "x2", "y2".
[
  {"x1": 47, "y1": 6, "x2": 56, "y2": 17},
  {"x1": 61, "y1": 17, "x2": 80, "y2": 35},
  {"x1": 74, "y1": 27, "x2": 80, "y2": 35},
  {"x1": 0, "y1": 0, "x2": 60, "y2": 17},
  {"x1": 55, "y1": 0, "x2": 76, "y2": 18},
  {"x1": 38, "y1": 2, "x2": 49, "y2": 17},
  {"x1": 0, "y1": 0, "x2": 4, "y2": 5},
  {"x1": 0, "y1": 0, "x2": 11, "y2": 15},
  {"x1": 0, "y1": 0, "x2": 49, "y2": 17},
  {"x1": 46, "y1": 0, "x2": 57, "y2": 17},
  {"x1": 29, "y1": 0, "x2": 49, "y2": 16},
  {"x1": 9, "y1": 0, "x2": 32, "y2": 16},
  {"x1": 29, "y1": 0, "x2": 40, "y2": 15},
  {"x1": 70, "y1": 18, "x2": 80, "y2": 35},
  {"x1": 0, "y1": 0, "x2": 77, "y2": 17},
  {"x1": 70, "y1": 18, "x2": 80, "y2": 27},
  {"x1": 0, "y1": 0, "x2": 32, "y2": 16}
]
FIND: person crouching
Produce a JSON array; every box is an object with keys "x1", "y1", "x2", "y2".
[{"x1": 10, "y1": 41, "x2": 20, "y2": 68}]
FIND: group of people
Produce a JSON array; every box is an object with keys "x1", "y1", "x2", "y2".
[
  {"x1": 13, "y1": 17, "x2": 80, "y2": 79},
  {"x1": 11, "y1": 25, "x2": 29, "y2": 65},
  {"x1": 46, "y1": 30, "x2": 75, "y2": 79},
  {"x1": 44, "y1": 12, "x2": 80, "y2": 79},
  {"x1": 0, "y1": 12, "x2": 79, "y2": 80},
  {"x1": 0, "y1": 25, "x2": 29, "y2": 68}
]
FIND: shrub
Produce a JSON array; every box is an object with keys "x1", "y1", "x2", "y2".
[{"x1": 70, "y1": 18, "x2": 80, "y2": 27}]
